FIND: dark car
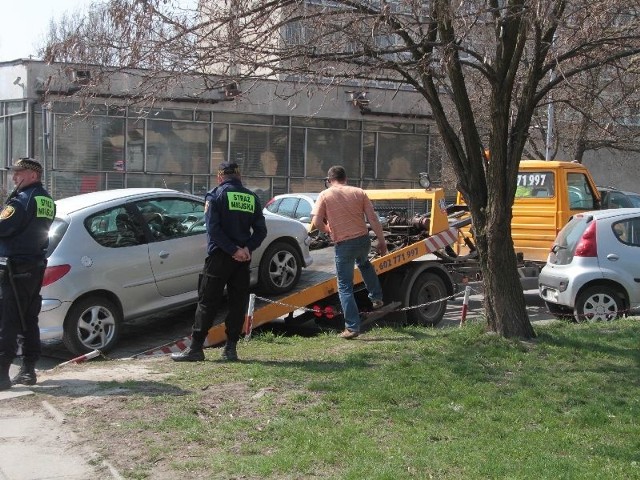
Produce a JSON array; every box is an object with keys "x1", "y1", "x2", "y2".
[{"x1": 597, "y1": 186, "x2": 640, "y2": 209}]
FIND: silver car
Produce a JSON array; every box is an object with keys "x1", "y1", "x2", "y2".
[
  {"x1": 40, "y1": 188, "x2": 313, "y2": 355},
  {"x1": 539, "y1": 208, "x2": 640, "y2": 321}
]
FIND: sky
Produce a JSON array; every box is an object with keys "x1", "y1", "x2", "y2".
[{"x1": 0, "y1": 0, "x2": 93, "y2": 62}]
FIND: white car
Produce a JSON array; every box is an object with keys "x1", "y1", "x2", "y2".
[
  {"x1": 40, "y1": 188, "x2": 313, "y2": 354},
  {"x1": 539, "y1": 208, "x2": 640, "y2": 321},
  {"x1": 264, "y1": 193, "x2": 319, "y2": 227}
]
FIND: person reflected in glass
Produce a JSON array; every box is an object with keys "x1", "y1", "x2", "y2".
[{"x1": 386, "y1": 155, "x2": 412, "y2": 180}]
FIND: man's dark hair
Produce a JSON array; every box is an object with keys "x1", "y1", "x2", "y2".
[{"x1": 327, "y1": 165, "x2": 347, "y2": 181}]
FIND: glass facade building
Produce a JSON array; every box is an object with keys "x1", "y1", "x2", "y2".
[{"x1": 0, "y1": 63, "x2": 445, "y2": 204}]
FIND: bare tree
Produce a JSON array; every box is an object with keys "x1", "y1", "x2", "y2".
[
  {"x1": 527, "y1": 62, "x2": 640, "y2": 162},
  {"x1": 43, "y1": 0, "x2": 640, "y2": 338}
]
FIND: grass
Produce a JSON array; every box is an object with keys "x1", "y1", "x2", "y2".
[{"x1": 51, "y1": 319, "x2": 640, "y2": 479}]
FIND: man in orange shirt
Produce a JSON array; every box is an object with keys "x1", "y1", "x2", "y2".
[{"x1": 311, "y1": 165, "x2": 388, "y2": 339}]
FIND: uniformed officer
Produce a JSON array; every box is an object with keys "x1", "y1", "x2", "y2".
[
  {"x1": 0, "y1": 158, "x2": 55, "y2": 390},
  {"x1": 172, "y1": 162, "x2": 267, "y2": 362}
]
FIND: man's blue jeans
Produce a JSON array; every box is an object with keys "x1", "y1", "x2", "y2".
[{"x1": 334, "y1": 234, "x2": 383, "y2": 332}]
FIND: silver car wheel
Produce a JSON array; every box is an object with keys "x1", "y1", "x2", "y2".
[
  {"x1": 63, "y1": 297, "x2": 121, "y2": 355},
  {"x1": 270, "y1": 251, "x2": 296, "y2": 287},
  {"x1": 258, "y1": 241, "x2": 302, "y2": 294},
  {"x1": 574, "y1": 286, "x2": 623, "y2": 322}
]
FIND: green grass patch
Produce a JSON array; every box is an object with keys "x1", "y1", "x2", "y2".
[{"x1": 61, "y1": 319, "x2": 640, "y2": 479}]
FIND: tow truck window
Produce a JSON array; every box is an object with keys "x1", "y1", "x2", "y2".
[
  {"x1": 515, "y1": 171, "x2": 555, "y2": 198},
  {"x1": 567, "y1": 173, "x2": 597, "y2": 210}
]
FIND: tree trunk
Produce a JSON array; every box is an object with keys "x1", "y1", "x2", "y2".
[{"x1": 473, "y1": 205, "x2": 536, "y2": 338}]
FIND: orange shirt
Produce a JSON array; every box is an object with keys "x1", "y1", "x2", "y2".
[{"x1": 311, "y1": 184, "x2": 379, "y2": 243}]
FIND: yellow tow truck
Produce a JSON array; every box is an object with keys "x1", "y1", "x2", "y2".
[
  {"x1": 450, "y1": 160, "x2": 601, "y2": 289},
  {"x1": 202, "y1": 186, "x2": 464, "y2": 346}
]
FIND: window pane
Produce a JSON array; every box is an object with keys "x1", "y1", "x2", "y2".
[
  {"x1": 278, "y1": 198, "x2": 299, "y2": 218},
  {"x1": 363, "y1": 132, "x2": 376, "y2": 179},
  {"x1": 214, "y1": 112, "x2": 273, "y2": 125},
  {"x1": 567, "y1": 173, "x2": 596, "y2": 210},
  {"x1": 307, "y1": 129, "x2": 360, "y2": 178},
  {"x1": 291, "y1": 117, "x2": 347, "y2": 129},
  {"x1": 290, "y1": 177, "x2": 326, "y2": 192},
  {"x1": 127, "y1": 119, "x2": 209, "y2": 177},
  {"x1": 10, "y1": 114, "x2": 27, "y2": 160},
  {"x1": 211, "y1": 124, "x2": 228, "y2": 171},
  {"x1": 55, "y1": 115, "x2": 125, "y2": 172},
  {"x1": 295, "y1": 199, "x2": 313, "y2": 219},
  {"x1": 291, "y1": 128, "x2": 305, "y2": 177},
  {"x1": 135, "y1": 198, "x2": 205, "y2": 239},
  {"x1": 378, "y1": 133, "x2": 427, "y2": 180},
  {"x1": 0, "y1": 117, "x2": 5, "y2": 166},
  {"x1": 85, "y1": 207, "x2": 145, "y2": 248},
  {"x1": 228, "y1": 125, "x2": 287, "y2": 176},
  {"x1": 266, "y1": 198, "x2": 281, "y2": 213}
]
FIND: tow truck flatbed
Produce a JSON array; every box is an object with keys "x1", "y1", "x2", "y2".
[{"x1": 203, "y1": 187, "x2": 460, "y2": 347}]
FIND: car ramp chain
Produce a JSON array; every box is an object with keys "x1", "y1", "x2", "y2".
[{"x1": 252, "y1": 290, "x2": 465, "y2": 317}]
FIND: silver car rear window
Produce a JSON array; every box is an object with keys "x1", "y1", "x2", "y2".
[
  {"x1": 549, "y1": 215, "x2": 592, "y2": 265},
  {"x1": 46, "y1": 219, "x2": 70, "y2": 257}
]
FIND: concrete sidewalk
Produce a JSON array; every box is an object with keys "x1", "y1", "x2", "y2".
[{"x1": 0, "y1": 368, "x2": 122, "y2": 480}]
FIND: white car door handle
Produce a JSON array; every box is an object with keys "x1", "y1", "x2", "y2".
[
  {"x1": 606, "y1": 254, "x2": 619, "y2": 261},
  {"x1": 158, "y1": 251, "x2": 170, "y2": 259}
]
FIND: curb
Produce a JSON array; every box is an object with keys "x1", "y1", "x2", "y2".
[{"x1": 39, "y1": 400, "x2": 125, "y2": 480}]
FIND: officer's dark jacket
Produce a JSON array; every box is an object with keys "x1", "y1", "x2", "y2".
[
  {"x1": 204, "y1": 178, "x2": 267, "y2": 256},
  {"x1": 0, "y1": 182, "x2": 55, "y2": 262}
]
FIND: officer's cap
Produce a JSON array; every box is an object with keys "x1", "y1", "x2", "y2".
[
  {"x1": 218, "y1": 162, "x2": 240, "y2": 175},
  {"x1": 6, "y1": 158, "x2": 42, "y2": 175}
]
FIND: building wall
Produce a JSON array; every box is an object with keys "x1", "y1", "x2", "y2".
[
  {"x1": 583, "y1": 148, "x2": 640, "y2": 192},
  {"x1": 0, "y1": 60, "x2": 451, "y2": 202}
]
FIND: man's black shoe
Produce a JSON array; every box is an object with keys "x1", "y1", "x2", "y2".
[
  {"x1": 221, "y1": 342, "x2": 238, "y2": 362},
  {"x1": 11, "y1": 364, "x2": 37, "y2": 386},
  {"x1": 171, "y1": 347, "x2": 205, "y2": 362},
  {"x1": 0, "y1": 360, "x2": 11, "y2": 391}
]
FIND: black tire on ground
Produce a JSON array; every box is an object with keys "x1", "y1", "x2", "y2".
[
  {"x1": 406, "y1": 272, "x2": 448, "y2": 326},
  {"x1": 573, "y1": 285, "x2": 625, "y2": 322},
  {"x1": 258, "y1": 241, "x2": 303, "y2": 294},
  {"x1": 63, "y1": 296, "x2": 121, "y2": 355}
]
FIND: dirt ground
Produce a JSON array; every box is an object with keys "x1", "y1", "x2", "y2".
[
  {"x1": 23, "y1": 357, "x2": 191, "y2": 479},
  {"x1": 19, "y1": 354, "x2": 287, "y2": 479}
]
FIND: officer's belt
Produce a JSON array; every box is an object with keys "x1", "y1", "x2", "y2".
[{"x1": 0, "y1": 256, "x2": 45, "y2": 273}]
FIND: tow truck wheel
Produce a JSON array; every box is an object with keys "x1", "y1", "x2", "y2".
[
  {"x1": 406, "y1": 272, "x2": 447, "y2": 326},
  {"x1": 62, "y1": 296, "x2": 121, "y2": 355}
]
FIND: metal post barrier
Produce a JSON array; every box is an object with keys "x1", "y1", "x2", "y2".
[
  {"x1": 244, "y1": 293, "x2": 256, "y2": 340},
  {"x1": 460, "y1": 285, "x2": 471, "y2": 326},
  {"x1": 57, "y1": 349, "x2": 101, "y2": 367}
]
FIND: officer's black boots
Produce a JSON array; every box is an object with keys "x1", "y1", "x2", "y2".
[
  {"x1": 170, "y1": 336, "x2": 239, "y2": 362},
  {"x1": 0, "y1": 358, "x2": 12, "y2": 391},
  {"x1": 171, "y1": 334, "x2": 205, "y2": 362},
  {"x1": 171, "y1": 347, "x2": 205, "y2": 362},
  {"x1": 11, "y1": 359, "x2": 37, "y2": 386},
  {"x1": 221, "y1": 341, "x2": 238, "y2": 362}
]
